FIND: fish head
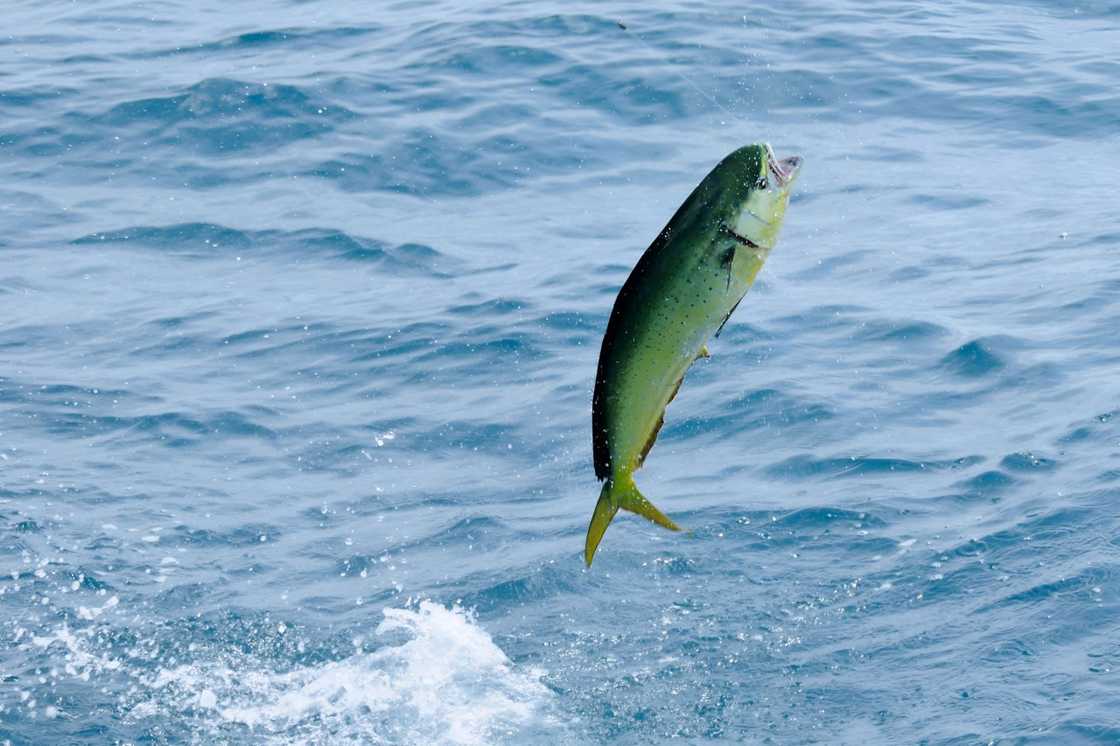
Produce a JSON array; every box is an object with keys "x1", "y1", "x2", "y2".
[{"x1": 710, "y1": 143, "x2": 802, "y2": 250}]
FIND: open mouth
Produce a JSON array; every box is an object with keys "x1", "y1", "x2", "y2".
[{"x1": 765, "y1": 143, "x2": 802, "y2": 187}]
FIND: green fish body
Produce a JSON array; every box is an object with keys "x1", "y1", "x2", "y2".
[{"x1": 586, "y1": 143, "x2": 802, "y2": 566}]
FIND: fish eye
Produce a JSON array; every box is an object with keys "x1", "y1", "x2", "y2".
[{"x1": 755, "y1": 176, "x2": 769, "y2": 190}]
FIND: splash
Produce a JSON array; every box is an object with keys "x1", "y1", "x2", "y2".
[
  {"x1": 26, "y1": 602, "x2": 557, "y2": 745},
  {"x1": 203, "y1": 602, "x2": 549, "y2": 743}
]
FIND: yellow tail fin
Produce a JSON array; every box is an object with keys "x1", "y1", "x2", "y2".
[{"x1": 584, "y1": 475, "x2": 682, "y2": 566}]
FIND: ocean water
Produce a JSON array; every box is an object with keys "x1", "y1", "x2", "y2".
[{"x1": 2, "y1": 0, "x2": 1120, "y2": 743}]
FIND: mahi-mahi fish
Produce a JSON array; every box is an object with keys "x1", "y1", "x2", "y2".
[{"x1": 585, "y1": 143, "x2": 802, "y2": 566}]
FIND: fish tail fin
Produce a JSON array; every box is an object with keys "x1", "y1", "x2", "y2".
[
  {"x1": 584, "y1": 483, "x2": 618, "y2": 567},
  {"x1": 618, "y1": 476, "x2": 682, "y2": 533},
  {"x1": 584, "y1": 475, "x2": 682, "y2": 567}
]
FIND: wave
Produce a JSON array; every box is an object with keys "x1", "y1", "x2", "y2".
[
  {"x1": 72, "y1": 223, "x2": 452, "y2": 274},
  {"x1": 764, "y1": 453, "x2": 984, "y2": 480},
  {"x1": 938, "y1": 336, "x2": 1020, "y2": 378}
]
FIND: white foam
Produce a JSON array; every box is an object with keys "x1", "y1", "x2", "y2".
[
  {"x1": 76, "y1": 594, "x2": 119, "y2": 621},
  {"x1": 21, "y1": 595, "x2": 557, "y2": 744},
  {"x1": 144, "y1": 601, "x2": 555, "y2": 744}
]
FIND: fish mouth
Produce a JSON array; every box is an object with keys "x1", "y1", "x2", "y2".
[{"x1": 765, "y1": 143, "x2": 802, "y2": 187}]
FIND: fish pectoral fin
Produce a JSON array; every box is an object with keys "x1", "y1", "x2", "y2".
[
  {"x1": 720, "y1": 246, "x2": 736, "y2": 292},
  {"x1": 714, "y1": 297, "x2": 743, "y2": 338},
  {"x1": 697, "y1": 344, "x2": 710, "y2": 359},
  {"x1": 584, "y1": 476, "x2": 682, "y2": 566}
]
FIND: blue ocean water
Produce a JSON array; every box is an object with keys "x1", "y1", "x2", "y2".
[{"x1": 3, "y1": 0, "x2": 1120, "y2": 742}]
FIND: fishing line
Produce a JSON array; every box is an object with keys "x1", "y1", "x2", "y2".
[{"x1": 616, "y1": 19, "x2": 739, "y2": 120}]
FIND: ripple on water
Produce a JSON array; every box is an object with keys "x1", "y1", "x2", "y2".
[
  {"x1": 950, "y1": 469, "x2": 1018, "y2": 501},
  {"x1": 132, "y1": 25, "x2": 380, "y2": 59},
  {"x1": 764, "y1": 453, "x2": 984, "y2": 480},
  {"x1": 663, "y1": 387, "x2": 834, "y2": 442},
  {"x1": 92, "y1": 78, "x2": 355, "y2": 152},
  {"x1": 938, "y1": 336, "x2": 1020, "y2": 378},
  {"x1": 461, "y1": 563, "x2": 580, "y2": 614},
  {"x1": 6, "y1": 78, "x2": 357, "y2": 169},
  {"x1": 999, "y1": 451, "x2": 1059, "y2": 473},
  {"x1": 73, "y1": 223, "x2": 453, "y2": 275},
  {"x1": 853, "y1": 318, "x2": 950, "y2": 345}
]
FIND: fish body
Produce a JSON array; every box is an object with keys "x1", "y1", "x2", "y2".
[{"x1": 585, "y1": 143, "x2": 802, "y2": 566}]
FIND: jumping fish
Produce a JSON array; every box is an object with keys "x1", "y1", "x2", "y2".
[{"x1": 585, "y1": 143, "x2": 802, "y2": 566}]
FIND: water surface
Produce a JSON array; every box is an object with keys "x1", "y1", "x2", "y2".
[{"x1": 2, "y1": 1, "x2": 1120, "y2": 743}]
